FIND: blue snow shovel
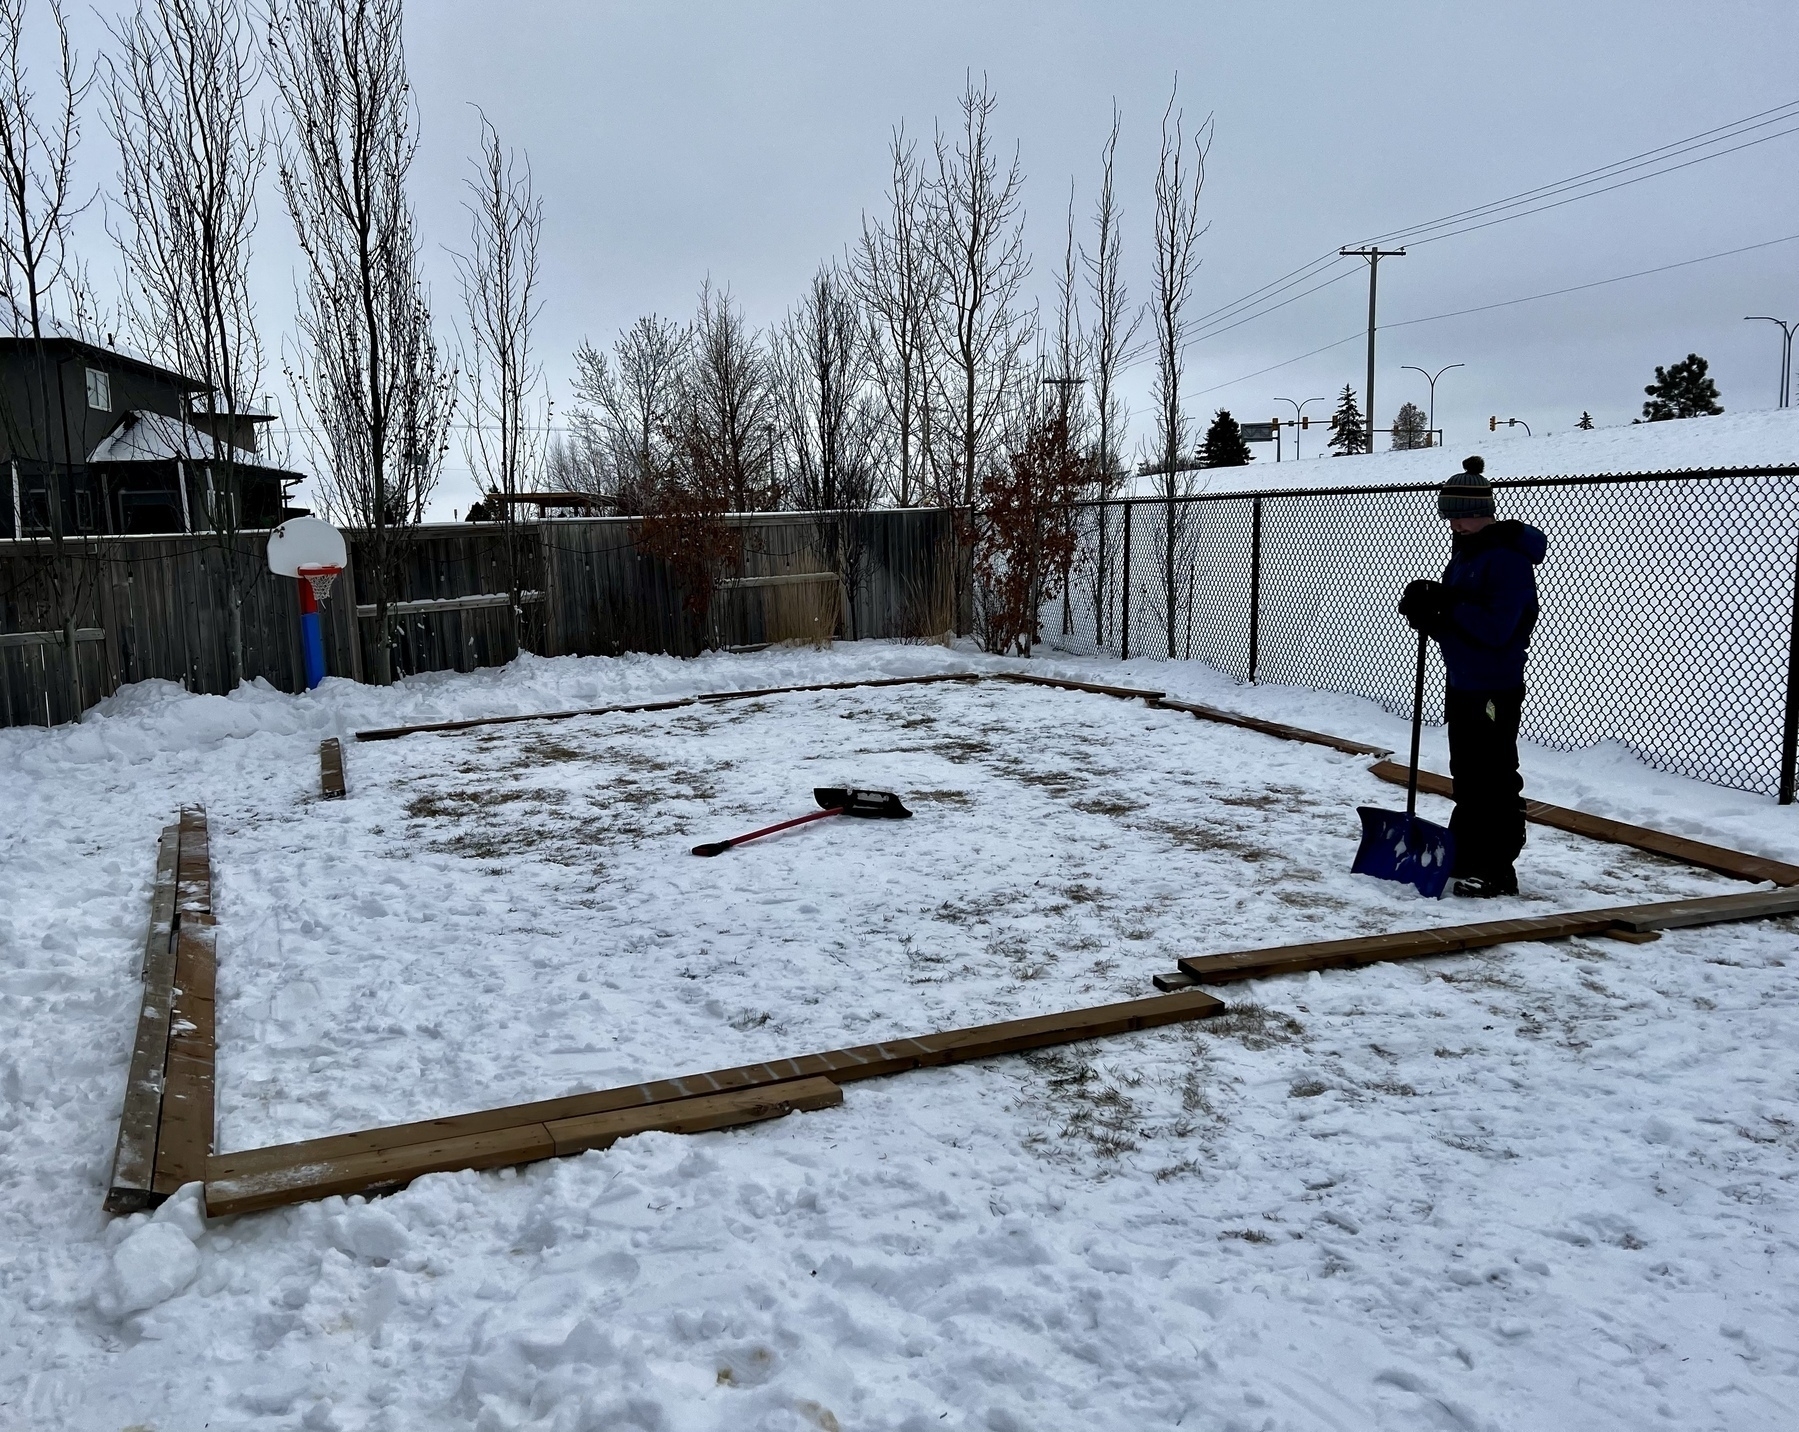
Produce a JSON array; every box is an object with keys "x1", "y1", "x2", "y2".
[{"x1": 1352, "y1": 629, "x2": 1455, "y2": 898}]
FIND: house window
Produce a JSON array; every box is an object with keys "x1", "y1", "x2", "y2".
[
  {"x1": 86, "y1": 367, "x2": 111, "y2": 410},
  {"x1": 74, "y1": 490, "x2": 93, "y2": 531}
]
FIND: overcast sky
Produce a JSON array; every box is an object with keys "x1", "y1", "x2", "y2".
[{"x1": 48, "y1": 1, "x2": 1799, "y2": 511}]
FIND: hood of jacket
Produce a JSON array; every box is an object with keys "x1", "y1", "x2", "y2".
[{"x1": 1454, "y1": 519, "x2": 1547, "y2": 566}]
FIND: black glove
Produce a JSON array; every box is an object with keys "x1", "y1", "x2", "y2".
[{"x1": 1398, "y1": 579, "x2": 1448, "y2": 633}]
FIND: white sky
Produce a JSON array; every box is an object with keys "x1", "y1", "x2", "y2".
[{"x1": 39, "y1": 0, "x2": 1799, "y2": 513}]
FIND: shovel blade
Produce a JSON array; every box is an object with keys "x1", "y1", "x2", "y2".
[
  {"x1": 814, "y1": 787, "x2": 912, "y2": 819},
  {"x1": 1352, "y1": 807, "x2": 1456, "y2": 899}
]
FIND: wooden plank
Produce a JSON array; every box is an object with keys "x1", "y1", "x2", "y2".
[
  {"x1": 1366, "y1": 761, "x2": 1799, "y2": 886},
  {"x1": 319, "y1": 737, "x2": 346, "y2": 798},
  {"x1": 1152, "y1": 970, "x2": 1200, "y2": 992},
  {"x1": 547, "y1": 1077, "x2": 842, "y2": 1156},
  {"x1": 205, "y1": 989, "x2": 1227, "y2": 1194},
  {"x1": 354, "y1": 590, "x2": 544, "y2": 618},
  {"x1": 1599, "y1": 927, "x2": 1662, "y2": 943},
  {"x1": 992, "y1": 672, "x2": 1166, "y2": 702},
  {"x1": 695, "y1": 672, "x2": 981, "y2": 703},
  {"x1": 1177, "y1": 910, "x2": 1622, "y2": 985},
  {"x1": 354, "y1": 695, "x2": 698, "y2": 742},
  {"x1": 152, "y1": 920, "x2": 216, "y2": 1194},
  {"x1": 208, "y1": 1124, "x2": 558, "y2": 1217},
  {"x1": 1157, "y1": 697, "x2": 1391, "y2": 757},
  {"x1": 1609, "y1": 885, "x2": 1799, "y2": 932},
  {"x1": 105, "y1": 823, "x2": 183, "y2": 1213},
  {"x1": 1177, "y1": 887, "x2": 1799, "y2": 986},
  {"x1": 174, "y1": 806, "x2": 211, "y2": 915}
]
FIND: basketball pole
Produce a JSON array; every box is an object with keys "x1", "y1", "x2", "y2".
[{"x1": 297, "y1": 577, "x2": 326, "y2": 690}]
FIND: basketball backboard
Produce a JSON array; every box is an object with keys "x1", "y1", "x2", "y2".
[{"x1": 267, "y1": 517, "x2": 347, "y2": 578}]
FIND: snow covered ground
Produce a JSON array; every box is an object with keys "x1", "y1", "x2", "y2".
[
  {"x1": 1202, "y1": 404, "x2": 1799, "y2": 493},
  {"x1": 4, "y1": 642, "x2": 1798, "y2": 1430}
]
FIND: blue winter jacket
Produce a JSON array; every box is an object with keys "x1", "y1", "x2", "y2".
[{"x1": 1435, "y1": 520, "x2": 1547, "y2": 691}]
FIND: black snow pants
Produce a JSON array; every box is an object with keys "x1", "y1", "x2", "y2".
[{"x1": 1445, "y1": 685, "x2": 1526, "y2": 881}]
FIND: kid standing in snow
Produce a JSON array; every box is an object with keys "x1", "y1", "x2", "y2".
[{"x1": 1397, "y1": 456, "x2": 1547, "y2": 898}]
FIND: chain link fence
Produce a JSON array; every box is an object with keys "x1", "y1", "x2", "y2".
[{"x1": 1042, "y1": 467, "x2": 1799, "y2": 801}]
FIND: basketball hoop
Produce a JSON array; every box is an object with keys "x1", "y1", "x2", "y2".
[{"x1": 298, "y1": 564, "x2": 342, "y2": 606}]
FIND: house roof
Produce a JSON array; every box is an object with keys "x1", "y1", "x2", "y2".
[
  {"x1": 89, "y1": 410, "x2": 274, "y2": 465},
  {"x1": 0, "y1": 334, "x2": 207, "y2": 391}
]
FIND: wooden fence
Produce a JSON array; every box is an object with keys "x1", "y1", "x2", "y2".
[{"x1": 0, "y1": 508, "x2": 964, "y2": 728}]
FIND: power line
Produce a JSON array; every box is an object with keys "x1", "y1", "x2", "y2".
[
  {"x1": 1187, "y1": 230, "x2": 1799, "y2": 399},
  {"x1": 1170, "y1": 97, "x2": 1799, "y2": 356}
]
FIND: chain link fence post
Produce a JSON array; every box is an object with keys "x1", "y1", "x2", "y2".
[
  {"x1": 1781, "y1": 529, "x2": 1799, "y2": 805},
  {"x1": 1248, "y1": 496, "x2": 1263, "y2": 684},
  {"x1": 1120, "y1": 501, "x2": 1132, "y2": 661}
]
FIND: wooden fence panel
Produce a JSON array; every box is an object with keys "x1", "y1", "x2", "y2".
[{"x1": 0, "y1": 509, "x2": 969, "y2": 728}]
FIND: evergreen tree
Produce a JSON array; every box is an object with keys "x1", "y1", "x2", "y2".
[
  {"x1": 1577, "y1": 411, "x2": 1594, "y2": 429},
  {"x1": 1199, "y1": 409, "x2": 1253, "y2": 467},
  {"x1": 1390, "y1": 401, "x2": 1430, "y2": 450},
  {"x1": 1327, "y1": 384, "x2": 1365, "y2": 456},
  {"x1": 1641, "y1": 353, "x2": 1723, "y2": 421}
]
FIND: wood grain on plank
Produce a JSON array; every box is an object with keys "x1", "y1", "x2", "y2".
[
  {"x1": 319, "y1": 737, "x2": 346, "y2": 798},
  {"x1": 153, "y1": 920, "x2": 217, "y2": 1194},
  {"x1": 991, "y1": 672, "x2": 1166, "y2": 702},
  {"x1": 1156, "y1": 698, "x2": 1391, "y2": 757},
  {"x1": 546, "y1": 1077, "x2": 842, "y2": 1156},
  {"x1": 174, "y1": 806, "x2": 211, "y2": 915},
  {"x1": 105, "y1": 823, "x2": 183, "y2": 1213},
  {"x1": 206, "y1": 990, "x2": 1226, "y2": 1197},
  {"x1": 1366, "y1": 760, "x2": 1799, "y2": 886},
  {"x1": 1609, "y1": 885, "x2": 1799, "y2": 932}
]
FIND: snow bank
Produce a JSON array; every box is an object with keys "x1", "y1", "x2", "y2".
[{"x1": 1211, "y1": 404, "x2": 1799, "y2": 491}]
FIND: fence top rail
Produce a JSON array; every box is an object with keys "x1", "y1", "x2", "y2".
[{"x1": 1079, "y1": 464, "x2": 1799, "y2": 507}]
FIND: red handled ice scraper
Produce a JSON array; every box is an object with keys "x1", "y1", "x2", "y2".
[
  {"x1": 691, "y1": 787, "x2": 912, "y2": 857},
  {"x1": 1351, "y1": 629, "x2": 1455, "y2": 898}
]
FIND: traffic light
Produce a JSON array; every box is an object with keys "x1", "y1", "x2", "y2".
[
  {"x1": 1488, "y1": 415, "x2": 1497, "y2": 431},
  {"x1": 1300, "y1": 415, "x2": 1310, "y2": 430}
]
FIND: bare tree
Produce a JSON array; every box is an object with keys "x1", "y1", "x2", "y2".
[
  {"x1": 106, "y1": 0, "x2": 267, "y2": 682},
  {"x1": 1146, "y1": 80, "x2": 1211, "y2": 657},
  {"x1": 0, "y1": 0, "x2": 98, "y2": 714},
  {"x1": 775, "y1": 259, "x2": 881, "y2": 636},
  {"x1": 567, "y1": 312, "x2": 686, "y2": 513},
  {"x1": 454, "y1": 109, "x2": 543, "y2": 653},
  {"x1": 925, "y1": 74, "x2": 1032, "y2": 511},
  {"x1": 853, "y1": 124, "x2": 935, "y2": 507},
  {"x1": 268, "y1": 0, "x2": 450, "y2": 683},
  {"x1": 674, "y1": 279, "x2": 775, "y2": 515},
  {"x1": 1081, "y1": 102, "x2": 1139, "y2": 647},
  {"x1": 1045, "y1": 181, "x2": 1093, "y2": 638}
]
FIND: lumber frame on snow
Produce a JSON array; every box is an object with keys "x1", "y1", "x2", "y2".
[
  {"x1": 203, "y1": 989, "x2": 1228, "y2": 1216},
  {"x1": 106, "y1": 808, "x2": 217, "y2": 1213},
  {"x1": 93, "y1": 666, "x2": 1794, "y2": 1219}
]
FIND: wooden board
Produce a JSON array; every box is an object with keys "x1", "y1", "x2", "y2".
[
  {"x1": 355, "y1": 695, "x2": 698, "y2": 742},
  {"x1": 992, "y1": 672, "x2": 1166, "y2": 702},
  {"x1": 1609, "y1": 885, "x2": 1799, "y2": 932},
  {"x1": 1152, "y1": 970, "x2": 1200, "y2": 992},
  {"x1": 205, "y1": 989, "x2": 1226, "y2": 1212},
  {"x1": 104, "y1": 823, "x2": 182, "y2": 1213},
  {"x1": 174, "y1": 806, "x2": 211, "y2": 915},
  {"x1": 547, "y1": 1077, "x2": 841, "y2": 1156},
  {"x1": 1176, "y1": 887, "x2": 1799, "y2": 986},
  {"x1": 152, "y1": 919, "x2": 217, "y2": 1194},
  {"x1": 1156, "y1": 697, "x2": 1391, "y2": 757},
  {"x1": 319, "y1": 737, "x2": 346, "y2": 798},
  {"x1": 1366, "y1": 760, "x2": 1799, "y2": 886},
  {"x1": 694, "y1": 673, "x2": 982, "y2": 703}
]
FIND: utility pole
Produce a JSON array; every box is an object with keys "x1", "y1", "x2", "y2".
[
  {"x1": 1744, "y1": 317, "x2": 1795, "y2": 409},
  {"x1": 1401, "y1": 363, "x2": 1463, "y2": 448},
  {"x1": 1341, "y1": 246, "x2": 1406, "y2": 454}
]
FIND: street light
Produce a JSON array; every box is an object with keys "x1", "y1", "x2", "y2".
[
  {"x1": 1744, "y1": 316, "x2": 1795, "y2": 409},
  {"x1": 1274, "y1": 396, "x2": 1327, "y2": 460},
  {"x1": 1401, "y1": 362, "x2": 1463, "y2": 448}
]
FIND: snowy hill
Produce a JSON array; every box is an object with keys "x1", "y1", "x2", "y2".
[{"x1": 1206, "y1": 405, "x2": 1799, "y2": 493}]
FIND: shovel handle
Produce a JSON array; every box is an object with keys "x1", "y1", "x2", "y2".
[
  {"x1": 1407, "y1": 628, "x2": 1427, "y2": 819},
  {"x1": 691, "y1": 805, "x2": 844, "y2": 856}
]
